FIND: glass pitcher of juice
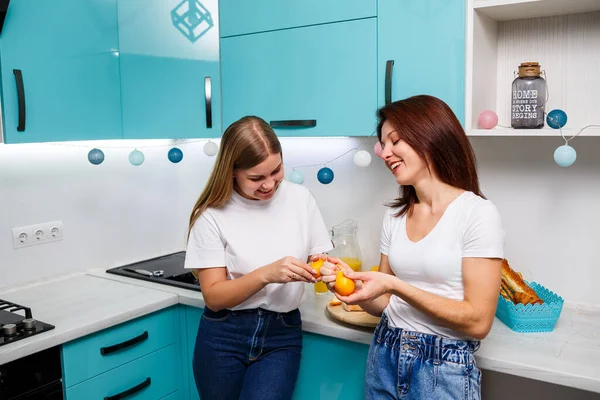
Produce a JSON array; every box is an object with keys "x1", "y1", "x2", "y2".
[{"x1": 329, "y1": 219, "x2": 362, "y2": 272}]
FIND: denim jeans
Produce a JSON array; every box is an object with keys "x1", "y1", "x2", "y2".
[
  {"x1": 192, "y1": 306, "x2": 303, "y2": 400},
  {"x1": 365, "y1": 314, "x2": 482, "y2": 400}
]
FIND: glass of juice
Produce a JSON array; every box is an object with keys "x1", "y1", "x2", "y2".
[{"x1": 314, "y1": 280, "x2": 329, "y2": 294}]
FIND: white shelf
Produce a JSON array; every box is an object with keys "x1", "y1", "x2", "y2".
[
  {"x1": 465, "y1": 5, "x2": 600, "y2": 134},
  {"x1": 474, "y1": 0, "x2": 600, "y2": 21},
  {"x1": 469, "y1": 127, "x2": 600, "y2": 137}
]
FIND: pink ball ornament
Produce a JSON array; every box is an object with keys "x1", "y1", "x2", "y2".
[
  {"x1": 374, "y1": 141, "x2": 383, "y2": 158},
  {"x1": 478, "y1": 110, "x2": 498, "y2": 129}
]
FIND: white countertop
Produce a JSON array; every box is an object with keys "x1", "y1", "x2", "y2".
[
  {"x1": 2, "y1": 270, "x2": 600, "y2": 394},
  {"x1": 0, "y1": 273, "x2": 178, "y2": 365}
]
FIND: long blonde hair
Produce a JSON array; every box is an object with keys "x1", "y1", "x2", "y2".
[{"x1": 187, "y1": 116, "x2": 282, "y2": 239}]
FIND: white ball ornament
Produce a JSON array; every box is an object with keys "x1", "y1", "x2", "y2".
[
  {"x1": 353, "y1": 150, "x2": 372, "y2": 167},
  {"x1": 203, "y1": 141, "x2": 219, "y2": 156}
]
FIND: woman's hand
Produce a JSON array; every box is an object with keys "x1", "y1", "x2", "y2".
[
  {"x1": 334, "y1": 270, "x2": 396, "y2": 305},
  {"x1": 261, "y1": 256, "x2": 318, "y2": 284},
  {"x1": 318, "y1": 256, "x2": 346, "y2": 292}
]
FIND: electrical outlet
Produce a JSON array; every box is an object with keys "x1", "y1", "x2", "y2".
[{"x1": 12, "y1": 221, "x2": 64, "y2": 249}]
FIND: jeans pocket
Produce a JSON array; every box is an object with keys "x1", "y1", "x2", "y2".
[
  {"x1": 201, "y1": 307, "x2": 232, "y2": 322},
  {"x1": 278, "y1": 309, "x2": 302, "y2": 328}
]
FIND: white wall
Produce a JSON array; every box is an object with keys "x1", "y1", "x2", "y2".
[{"x1": 1, "y1": 136, "x2": 599, "y2": 308}]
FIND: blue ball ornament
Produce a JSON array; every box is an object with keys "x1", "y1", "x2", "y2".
[
  {"x1": 546, "y1": 109, "x2": 568, "y2": 129},
  {"x1": 168, "y1": 147, "x2": 184, "y2": 163},
  {"x1": 129, "y1": 149, "x2": 145, "y2": 166},
  {"x1": 88, "y1": 148, "x2": 105, "y2": 165},
  {"x1": 288, "y1": 170, "x2": 305, "y2": 185},
  {"x1": 317, "y1": 167, "x2": 334, "y2": 185},
  {"x1": 554, "y1": 144, "x2": 576, "y2": 167}
]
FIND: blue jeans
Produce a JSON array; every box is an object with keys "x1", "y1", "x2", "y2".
[
  {"x1": 366, "y1": 314, "x2": 482, "y2": 400},
  {"x1": 192, "y1": 306, "x2": 303, "y2": 400}
]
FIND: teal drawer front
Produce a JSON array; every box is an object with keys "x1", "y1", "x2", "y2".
[
  {"x1": 62, "y1": 307, "x2": 178, "y2": 387},
  {"x1": 220, "y1": 0, "x2": 376, "y2": 37},
  {"x1": 221, "y1": 18, "x2": 377, "y2": 137},
  {"x1": 66, "y1": 344, "x2": 179, "y2": 400},
  {"x1": 377, "y1": 0, "x2": 465, "y2": 124},
  {"x1": 293, "y1": 333, "x2": 369, "y2": 399},
  {"x1": 161, "y1": 391, "x2": 181, "y2": 399}
]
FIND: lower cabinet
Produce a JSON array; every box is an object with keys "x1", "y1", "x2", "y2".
[
  {"x1": 65, "y1": 344, "x2": 180, "y2": 399},
  {"x1": 182, "y1": 305, "x2": 203, "y2": 400},
  {"x1": 61, "y1": 304, "x2": 369, "y2": 400},
  {"x1": 293, "y1": 333, "x2": 369, "y2": 400},
  {"x1": 62, "y1": 306, "x2": 184, "y2": 400}
]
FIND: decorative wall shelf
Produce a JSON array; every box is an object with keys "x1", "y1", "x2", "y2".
[
  {"x1": 466, "y1": 0, "x2": 600, "y2": 136},
  {"x1": 473, "y1": 0, "x2": 600, "y2": 21}
]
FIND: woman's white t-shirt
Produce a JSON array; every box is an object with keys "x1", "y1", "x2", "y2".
[
  {"x1": 185, "y1": 180, "x2": 333, "y2": 313},
  {"x1": 381, "y1": 191, "x2": 505, "y2": 339}
]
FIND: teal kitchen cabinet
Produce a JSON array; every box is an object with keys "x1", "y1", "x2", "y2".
[
  {"x1": 377, "y1": 0, "x2": 466, "y2": 125},
  {"x1": 182, "y1": 305, "x2": 202, "y2": 400},
  {"x1": 0, "y1": 0, "x2": 123, "y2": 144},
  {"x1": 293, "y1": 332, "x2": 369, "y2": 399},
  {"x1": 62, "y1": 306, "x2": 183, "y2": 399},
  {"x1": 221, "y1": 18, "x2": 377, "y2": 137},
  {"x1": 220, "y1": 0, "x2": 376, "y2": 37},
  {"x1": 118, "y1": 0, "x2": 221, "y2": 139}
]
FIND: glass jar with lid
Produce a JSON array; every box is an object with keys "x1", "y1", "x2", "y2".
[{"x1": 511, "y1": 62, "x2": 547, "y2": 129}]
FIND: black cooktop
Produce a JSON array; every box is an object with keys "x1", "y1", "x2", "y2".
[
  {"x1": 106, "y1": 251, "x2": 201, "y2": 292},
  {"x1": 0, "y1": 300, "x2": 55, "y2": 347}
]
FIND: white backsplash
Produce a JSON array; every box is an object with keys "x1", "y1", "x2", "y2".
[{"x1": 1, "y1": 136, "x2": 599, "y2": 307}]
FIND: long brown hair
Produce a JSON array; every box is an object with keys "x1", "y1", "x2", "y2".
[
  {"x1": 187, "y1": 116, "x2": 282, "y2": 238},
  {"x1": 377, "y1": 95, "x2": 483, "y2": 217}
]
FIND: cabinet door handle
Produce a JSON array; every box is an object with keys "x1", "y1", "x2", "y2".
[
  {"x1": 204, "y1": 76, "x2": 212, "y2": 129},
  {"x1": 269, "y1": 120, "x2": 317, "y2": 128},
  {"x1": 385, "y1": 60, "x2": 394, "y2": 105},
  {"x1": 13, "y1": 69, "x2": 26, "y2": 132},
  {"x1": 104, "y1": 377, "x2": 151, "y2": 400},
  {"x1": 100, "y1": 331, "x2": 148, "y2": 355}
]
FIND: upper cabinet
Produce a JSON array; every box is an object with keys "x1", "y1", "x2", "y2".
[
  {"x1": 219, "y1": 0, "x2": 376, "y2": 37},
  {"x1": 0, "y1": 0, "x2": 123, "y2": 144},
  {"x1": 118, "y1": 0, "x2": 221, "y2": 139},
  {"x1": 221, "y1": 17, "x2": 377, "y2": 137},
  {"x1": 0, "y1": 0, "x2": 220, "y2": 144},
  {"x1": 377, "y1": 0, "x2": 466, "y2": 125}
]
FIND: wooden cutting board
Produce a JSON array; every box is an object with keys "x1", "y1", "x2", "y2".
[{"x1": 326, "y1": 303, "x2": 381, "y2": 328}]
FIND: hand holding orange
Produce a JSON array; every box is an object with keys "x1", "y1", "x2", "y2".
[{"x1": 334, "y1": 270, "x2": 356, "y2": 296}]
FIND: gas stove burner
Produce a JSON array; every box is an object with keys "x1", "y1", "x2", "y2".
[{"x1": 0, "y1": 299, "x2": 54, "y2": 347}]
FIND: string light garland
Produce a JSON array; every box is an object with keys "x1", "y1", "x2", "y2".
[
  {"x1": 43, "y1": 131, "x2": 381, "y2": 185},
  {"x1": 284, "y1": 132, "x2": 378, "y2": 185}
]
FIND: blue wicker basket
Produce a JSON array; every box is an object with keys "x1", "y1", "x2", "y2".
[{"x1": 495, "y1": 282, "x2": 564, "y2": 333}]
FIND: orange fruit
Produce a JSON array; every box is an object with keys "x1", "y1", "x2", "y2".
[
  {"x1": 310, "y1": 259, "x2": 324, "y2": 278},
  {"x1": 335, "y1": 271, "x2": 355, "y2": 296},
  {"x1": 370, "y1": 265, "x2": 379, "y2": 272}
]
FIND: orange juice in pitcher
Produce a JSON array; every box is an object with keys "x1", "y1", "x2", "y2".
[
  {"x1": 340, "y1": 257, "x2": 362, "y2": 272},
  {"x1": 329, "y1": 220, "x2": 363, "y2": 272}
]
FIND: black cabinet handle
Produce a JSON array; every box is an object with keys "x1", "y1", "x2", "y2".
[
  {"x1": 100, "y1": 331, "x2": 148, "y2": 355},
  {"x1": 104, "y1": 377, "x2": 151, "y2": 400},
  {"x1": 13, "y1": 69, "x2": 26, "y2": 131},
  {"x1": 269, "y1": 120, "x2": 317, "y2": 128},
  {"x1": 204, "y1": 76, "x2": 212, "y2": 129},
  {"x1": 385, "y1": 60, "x2": 394, "y2": 105}
]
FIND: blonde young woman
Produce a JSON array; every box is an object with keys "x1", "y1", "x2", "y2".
[{"x1": 184, "y1": 116, "x2": 333, "y2": 400}]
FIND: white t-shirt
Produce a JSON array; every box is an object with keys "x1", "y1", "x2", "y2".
[
  {"x1": 185, "y1": 180, "x2": 333, "y2": 312},
  {"x1": 381, "y1": 191, "x2": 505, "y2": 339}
]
